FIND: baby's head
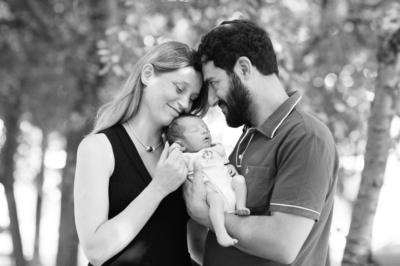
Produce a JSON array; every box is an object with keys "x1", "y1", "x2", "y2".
[{"x1": 166, "y1": 114, "x2": 212, "y2": 153}]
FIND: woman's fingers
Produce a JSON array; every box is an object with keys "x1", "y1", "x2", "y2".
[
  {"x1": 167, "y1": 145, "x2": 183, "y2": 161},
  {"x1": 169, "y1": 142, "x2": 186, "y2": 152},
  {"x1": 158, "y1": 141, "x2": 170, "y2": 164},
  {"x1": 161, "y1": 133, "x2": 167, "y2": 144}
]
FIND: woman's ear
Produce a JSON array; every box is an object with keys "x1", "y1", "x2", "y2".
[
  {"x1": 234, "y1": 57, "x2": 252, "y2": 80},
  {"x1": 141, "y1": 64, "x2": 154, "y2": 86}
]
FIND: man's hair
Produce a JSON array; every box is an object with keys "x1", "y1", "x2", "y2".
[
  {"x1": 196, "y1": 19, "x2": 279, "y2": 76},
  {"x1": 166, "y1": 114, "x2": 199, "y2": 144}
]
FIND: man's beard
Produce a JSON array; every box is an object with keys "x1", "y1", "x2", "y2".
[{"x1": 218, "y1": 72, "x2": 255, "y2": 128}]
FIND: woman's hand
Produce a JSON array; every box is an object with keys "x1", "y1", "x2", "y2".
[{"x1": 151, "y1": 142, "x2": 188, "y2": 197}]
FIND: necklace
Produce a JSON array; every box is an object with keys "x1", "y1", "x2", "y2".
[{"x1": 127, "y1": 122, "x2": 163, "y2": 152}]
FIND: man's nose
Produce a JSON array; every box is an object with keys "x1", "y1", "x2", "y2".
[{"x1": 208, "y1": 89, "x2": 219, "y2": 107}]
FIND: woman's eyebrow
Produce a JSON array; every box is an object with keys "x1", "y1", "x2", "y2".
[{"x1": 174, "y1": 81, "x2": 189, "y2": 87}]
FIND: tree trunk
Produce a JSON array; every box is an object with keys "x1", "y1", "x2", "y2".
[
  {"x1": 56, "y1": 128, "x2": 81, "y2": 266},
  {"x1": 31, "y1": 132, "x2": 48, "y2": 266},
  {"x1": 56, "y1": 1, "x2": 107, "y2": 265},
  {"x1": 342, "y1": 4, "x2": 400, "y2": 265},
  {"x1": 0, "y1": 97, "x2": 26, "y2": 266}
]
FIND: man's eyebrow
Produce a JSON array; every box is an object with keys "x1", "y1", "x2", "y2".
[{"x1": 204, "y1": 77, "x2": 214, "y2": 84}]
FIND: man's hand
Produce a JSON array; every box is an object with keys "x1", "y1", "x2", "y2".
[{"x1": 182, "y1": 162, "x2": 212, "y2": 229}]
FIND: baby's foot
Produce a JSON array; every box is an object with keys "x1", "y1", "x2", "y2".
[
  {"x1": 216, "y1": 232, "x2": 238, "y2": 247},
  {"x1": 236, "y1": 207, "x2": 250, "y2": 216}
]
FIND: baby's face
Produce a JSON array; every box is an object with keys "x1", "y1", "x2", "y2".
[{"x1": 178, "y1": 116, "x2": 212, "y2": 152}]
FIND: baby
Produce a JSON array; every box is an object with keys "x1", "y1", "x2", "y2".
[{"x1": 167, "y1": 114, "x2": 250, "y2": 247}]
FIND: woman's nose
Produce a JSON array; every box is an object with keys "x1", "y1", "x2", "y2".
[{"x1": 178, "y1": 95, "x2": 191, "y2": 112}]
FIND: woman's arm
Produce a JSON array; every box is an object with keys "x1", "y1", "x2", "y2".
[{"x1": 74, "y1": 135, "x2": 186, "y2": 265}]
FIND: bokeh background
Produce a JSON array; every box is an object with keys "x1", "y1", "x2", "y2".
[{"x1": 1, "y1": 0, "x2": 400, "y2": 265}]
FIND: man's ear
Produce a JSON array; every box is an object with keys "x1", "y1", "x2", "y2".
[
  {"x1": 141, "y1": 64, "x2": 154, "y2": 86},
  {"x1": 234, "y1": 57, "x2": 252, "y2": 80}
]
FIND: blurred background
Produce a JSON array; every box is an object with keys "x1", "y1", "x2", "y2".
[{"x1": 0, "y1": 0, "x2": 400, "y2": 265}]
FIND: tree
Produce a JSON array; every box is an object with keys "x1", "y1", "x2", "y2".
[
  {"x1": 0, "y1": 3, "x2": 30, "y2": 264},
  {"x1": 342, "y1": 2, "x2": 400, "y2": 265},
  {"x1": 1, "y1": 0, "x2": 107, "y2": 265},
  {"x1": 1, "y1": 1, "x2": 398, "y2": 264},
  {"x1": 0, "y1": 94, "x2": 25, "y2": 266}
]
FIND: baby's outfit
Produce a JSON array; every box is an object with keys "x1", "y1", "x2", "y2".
[{"x1": 184, "y1": 144, "x2": 236, "y2": 213}]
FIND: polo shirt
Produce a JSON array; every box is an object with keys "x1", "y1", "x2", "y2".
[{"x1": 203, "y1": 90, "x2": 339, "y2": 266}]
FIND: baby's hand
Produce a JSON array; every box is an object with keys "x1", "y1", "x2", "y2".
[
  {"x1": 227, "y1": 164, "x2": 237, "y2": 177},
  {"x1": 169, "y1": 141, "x2": 186, "y2": 153}
]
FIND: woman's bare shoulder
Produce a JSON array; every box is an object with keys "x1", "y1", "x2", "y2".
[
  {"x1": 79, "y1": 133, "x2": 111, "y2": 153},
  {"x1": 77, "y1": 133, "x2": 114, "y2": 175}
]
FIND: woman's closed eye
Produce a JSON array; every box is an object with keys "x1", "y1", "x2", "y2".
[{"x1": 174, "y1": 83, "x2": 183, "y2": 93}]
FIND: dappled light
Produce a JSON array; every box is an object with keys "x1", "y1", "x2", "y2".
[{"x1": 0, "y1": 0, "x2": 400, "y2": 266}]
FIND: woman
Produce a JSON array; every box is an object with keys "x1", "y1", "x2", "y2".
[{"x1": 74, "y1": 41, "x2": 208, "y2": 266}]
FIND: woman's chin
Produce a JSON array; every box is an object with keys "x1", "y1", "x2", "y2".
[{"x1": 158, "y1": 115, "x2": 175, "y2": 127}]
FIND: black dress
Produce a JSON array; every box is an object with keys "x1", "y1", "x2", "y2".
[{"x1": 89, "y1": 124, "x2": 191, "y2": 266}]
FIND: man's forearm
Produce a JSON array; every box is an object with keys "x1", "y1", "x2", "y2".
[
  {"x1": 223, "y1": 212, "x2": 313, "y2": 265},
  {"x1": 224, "y1": 213, "x2": 286, "y2": 262}
]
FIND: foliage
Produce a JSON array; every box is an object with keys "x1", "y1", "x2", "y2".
[
  {"x1": 0, "y1": 0, "x2": 399, "y2": 265},
  {"x1": 94, "y1": 0, "x2": 399, "y2": 160}
]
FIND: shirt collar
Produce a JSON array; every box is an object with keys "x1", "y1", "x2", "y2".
[{"x1": 256, "y1": 90, "x2": 302, "y2": 138}]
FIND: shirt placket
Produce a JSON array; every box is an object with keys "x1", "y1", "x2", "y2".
[{"x1": 235, "y1": 128, "x2": 256, "y2": 170}]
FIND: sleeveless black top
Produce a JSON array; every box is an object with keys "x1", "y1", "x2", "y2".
[{"x1": 90, "y1": 124, "x2": 191, "y2": 266}]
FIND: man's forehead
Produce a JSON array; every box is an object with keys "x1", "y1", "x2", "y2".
[{"x1": 202, "y1": 61, "x2": 224, "y2": 81}]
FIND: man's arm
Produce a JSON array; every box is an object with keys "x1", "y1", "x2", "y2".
[
  {"x1": 187, "y1": 219, "x2": 208, "y2": 265},
  {"x1": 183, "y1": 162, "x2": 314, "y2": 265},
  {"x1": 224, "y1": 211, "x2": 314, "y2": 264}
]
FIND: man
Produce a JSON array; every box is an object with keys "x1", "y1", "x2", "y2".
[{"x1": 184, "y1": 19, "x2": 338, "y2": 265}]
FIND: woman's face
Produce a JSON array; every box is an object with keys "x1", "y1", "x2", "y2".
[{"x1": 142, "y1": 66, "x2": 203, "y2": 126}]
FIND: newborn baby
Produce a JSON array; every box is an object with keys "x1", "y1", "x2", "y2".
[{"x1": 167, "y1": 114, "x2": 250, "y2": 247}]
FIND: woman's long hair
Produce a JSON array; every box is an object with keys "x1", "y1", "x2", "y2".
[{"x1": 89, "y1": 41, "x2": 208, "y2": 135}]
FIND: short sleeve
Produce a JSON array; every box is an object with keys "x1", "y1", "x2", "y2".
[{"x1": 269, "y1": 132, "x2": 335, "y2": 221}]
